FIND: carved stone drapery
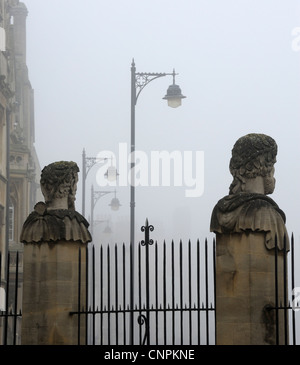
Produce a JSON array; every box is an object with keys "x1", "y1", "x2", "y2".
[{"x1": 211, "y1": 133, "x2": 289, "y2": 251}]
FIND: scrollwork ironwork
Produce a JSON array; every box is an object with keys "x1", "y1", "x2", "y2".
[
  {"x1": 141, "y1": 219, "x2": 154, "y2": 246},
  {"x1": 135, "y1": 73, "x2": 167, "y2": 103},
  {"x1": 137, "y1": 314, "x2": 148, "y2": 345}
]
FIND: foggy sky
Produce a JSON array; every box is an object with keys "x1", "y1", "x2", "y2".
[{"x1": 24, "y1": 0, "x2": 300, "y2": 245}]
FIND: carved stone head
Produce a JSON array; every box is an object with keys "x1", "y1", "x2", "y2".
[
  {"x1": 40, "y1": 161, "x2": 79, "y2": 210},
  {"x1": 229, "y1": 133, "x2": 277, "y2": 195}
]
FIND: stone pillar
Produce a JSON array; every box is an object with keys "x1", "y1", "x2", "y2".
[
  {"x1": 215, "y1": 232, "x2": 286, "y2": 345},
  {"x1": 20, "y1": 162, "x2": 92, "y2": 345},
  {"x1": 210, "y1": 134, "x2": 289, "y2": 345},
  {"x1": 21, "y1": 241, "x2": 87, "y2": 345}
]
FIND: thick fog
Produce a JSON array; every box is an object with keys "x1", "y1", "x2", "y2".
[{"x1": 24, "y1": 0, "x2": 300, "y2": 246}]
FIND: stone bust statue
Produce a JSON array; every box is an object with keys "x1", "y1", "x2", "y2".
[
  {"x1": 21, "y1": 161, "x2": 92, "y2": 244},
  {"x1": 210, "y1": 133, "x2": 289, "y2": 250}
]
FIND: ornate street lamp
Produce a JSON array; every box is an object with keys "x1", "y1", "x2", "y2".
[
  {"x1": 90, "y1": 185, "x2": 120, "y2": 235},
  {"x1": 130, "y1": 59, "x2": 185, "y2": 249},
  {"x1": 129, "y1": 59, "x2": 185, "y2": 345},
  {"x1": 82, "y1": 149, "x2": 118, "y2": 216},
  {"x1": 109, "y1": 190, "x2": 122, "y2": 211},
  {"x1": 105, "y1": 164, "x2": 119, "y2": 182},
  {"x1": 93, "y1": 219, "x2": 112, "y2": 235}
]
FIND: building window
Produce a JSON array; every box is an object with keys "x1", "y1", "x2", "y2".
[{"x1": 9, "y1": 203, "x2": 14, "y2": 242}]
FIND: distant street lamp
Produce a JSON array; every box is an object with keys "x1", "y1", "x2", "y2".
[
  {"x1": 109, "y1": 190, "x2": 122, "y2": 211},
  {"x1": 105, "y1": 164, "x2": 119, "y2": 182},
  {"x1": 90, "y1": 185, "x2": 121, "y2": 235},
  {"x1": 93, "y1": 219, "x2": 112, "y2": 235},
  {"x1": 82, "y1": 149, "x2": 118, "y2": 216}
]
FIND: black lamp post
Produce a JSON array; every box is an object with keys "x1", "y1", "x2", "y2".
[
  {"x1": 129, "y1": 59, "x2": 185, "y2": 344},
  {"x1": 130, "y1": 59, "x2": 185, "y2": 251}
]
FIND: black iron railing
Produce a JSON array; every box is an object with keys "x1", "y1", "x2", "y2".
[
  {"x1": 0, "y1": 251, "x2": 22, "y2": 345},
  {"x1": 70, "y1": 220, "x2": 216, "y2": 345},
  {"x1": 1, "y1": 227, "x2": 299, "y2": 345},
  {"x1": 266, "y1": 234, "x2": 300, "y2": 345}
]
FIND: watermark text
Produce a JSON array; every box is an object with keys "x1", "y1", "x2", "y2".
[
  {"x1": 96, "y1": 143, "x2": 204, "y2": 198},
  {"x1": 292, "y1": 27, "x2": 300, "y2": 52}
]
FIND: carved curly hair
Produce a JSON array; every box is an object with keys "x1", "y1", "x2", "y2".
[
  {"x1": 40, "y1": 161, "x2": 79, "y2": 209},
  {"x1": 229, "y1": 134, "x2": 277, "y2": 194}
]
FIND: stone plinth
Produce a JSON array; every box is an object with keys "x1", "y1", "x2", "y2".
[
  {"x1": 21, "y1": 241, "x2": 86, "y2": 345},
  {"x1": 216, "y1": 232, "x2": 286, "y2": 345}
]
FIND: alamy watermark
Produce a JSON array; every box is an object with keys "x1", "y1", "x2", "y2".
[
  {"x1": 96, "y1": 143, "x2": 204, "y2": 198},
  {"x1": 291, "y1": 27, "x2": 300, "y2": 52}
]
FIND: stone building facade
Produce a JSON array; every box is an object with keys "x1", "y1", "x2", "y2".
[{"x1": 0, "y1": 0, "x2": 41, "y2": 344}]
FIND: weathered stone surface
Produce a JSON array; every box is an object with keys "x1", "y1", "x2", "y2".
[
  {"x1": 20, "y1": 161, "x2": 92, "y2": 244},
  {"x1": 21, "y1": 161, "x2": 90, "y2": 345},
  {"x1": 210, "y1": 134, "x2": 289, "y2": 345},
  {"x1": 21, "y1": 241, "x2": 87, "y2": 345},
  {"x1": 211, "y1": 133, "x2": 288, "y2": 250},
  {"x1": 215, "y1": 232, "x2": 286, "y2": 345},
  {"x1": 211, "y1": 192, "x2": 288, "y2": 250}
]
